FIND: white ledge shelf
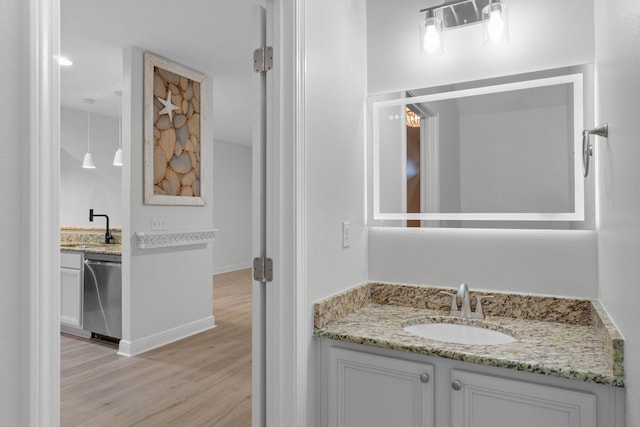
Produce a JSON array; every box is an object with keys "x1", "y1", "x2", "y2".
[{"x1": 135, "y1": 229, "x2": 217, "y2": 249}]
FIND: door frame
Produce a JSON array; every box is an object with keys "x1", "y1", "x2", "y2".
[
  {"x1": 26, "y1": 0, "x2": 308, "y2": 426},
  {"x1": 259, "y1": 1, "x2": 308, "y2": 425},
  {"x1": 26, "y1": 0, "x2": 61, "y2": 424}
]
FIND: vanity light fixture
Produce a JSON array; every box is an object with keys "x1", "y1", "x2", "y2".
[
  {"x1": 82, "y1": 98, "x2": 96, "y2": 169},
  {"x1": 420, "y1": 9, "x2": 443, "y2": 55},
  {"x1": 420, "y1": 0, "x2": 509, "y2": 54},
  {"x1": 482, "y1": 0, "x2": 509, "y2": 43},
  {"x1": 113, "y1": 91, "x2": 123, "y2": 166}
]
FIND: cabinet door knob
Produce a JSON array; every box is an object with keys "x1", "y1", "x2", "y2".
[
  {"x1": 420, "y1": 373, "x2": 430, "y2": 383},
  {"x1": 451, "y1": 380, "x2": 462, "y2": 391}
]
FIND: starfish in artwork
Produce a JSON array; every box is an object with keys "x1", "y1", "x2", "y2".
[{"x1": 157, "y1": 89, "x2": 179, "y2": 122}]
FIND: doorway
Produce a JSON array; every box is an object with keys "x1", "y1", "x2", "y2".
[
  {"x1": 29, "y1": 0, "x2": 304, "y2": 425},
  {"x1": 58, "y1": 0, "x2": 259, "y2": 424}
]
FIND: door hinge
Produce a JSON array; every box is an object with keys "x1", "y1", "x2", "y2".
[
  {"x1": 253, "y1": 257, "x2": 273, "y2": 282},
  {"x1": 253, "y1": 46, "x2": 273, "y2": 73}
]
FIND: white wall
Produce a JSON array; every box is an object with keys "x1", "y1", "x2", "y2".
[
  {"x1": 60, "y1": 107, "x2": 124, "y2": 227},
  {"x1": 366, "y1": 0, "x2": 599, "y2": 296},
  {"x1": 369, "y1": 227, "x2": 598, "y2": 297},
  {"x1": 305, "y1": 0, "x2": 369, "y2": 304},
  {"x1": 0, "y1": 0, "x2": 25, "y2": 424},
  {"x1": 594, "y1": 0, "x2": 640, "y2": 424},
  {"x1": 212, "y1": 139, "x2": 252, "y2": 274},
  {"x1": 305, "y1": 0, "x2": 369, "y2": 424},
  {"x1": 121, "y1": 47, "x2": 214, "y2": 355}
]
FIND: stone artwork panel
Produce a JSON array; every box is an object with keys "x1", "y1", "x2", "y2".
[{"x1": 151, "y1": 64, "x2": 202, "y2": 198}]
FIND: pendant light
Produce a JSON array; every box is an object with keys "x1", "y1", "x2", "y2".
[
  {"x1": 82, "y1": 98, "x2": 96, "y2": 169},
  {"x1": 113, "y1": 91, "x2": 123, "y2": 166}
]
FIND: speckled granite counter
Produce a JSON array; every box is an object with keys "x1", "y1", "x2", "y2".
[
  {"x1": 60, "y1": 227, "x2": 122, "y2": 256},
  {"x1": 314, "y1": 282, "x2": 624, "y2": 387}
]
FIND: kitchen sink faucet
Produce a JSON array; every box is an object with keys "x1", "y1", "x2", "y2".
[{"x1": 89, "y1": 209, "x2": 114, "y2": 244}]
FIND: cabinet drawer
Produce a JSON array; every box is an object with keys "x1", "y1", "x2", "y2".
[{"x1": 60, "y1": 251, "x2": 82, "y2": 269}]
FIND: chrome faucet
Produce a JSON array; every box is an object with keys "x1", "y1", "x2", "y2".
[
  {"x1": 457, "y1": 283, "x2": 472, "y2": 318},
  {"x1": 89, "y1": 209, "x2": 114, "y2": 244},
  {"x1": 439, "y1": 283, "x2": 494, "y2": 319}
]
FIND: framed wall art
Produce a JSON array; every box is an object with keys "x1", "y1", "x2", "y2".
[{"x1": 144, "y1": 52, "x2": 206, "y2": 206}]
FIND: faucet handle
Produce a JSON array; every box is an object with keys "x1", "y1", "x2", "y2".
[
  {"x1": 439, "y1": 291, "x2": 459, "y2": 314},
  {"x1": 472, "y1": 295, "x2": 494, "y2": 319}
]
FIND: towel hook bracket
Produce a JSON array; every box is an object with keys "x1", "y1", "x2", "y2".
[{"x1": 582, "y1": 123, "x2": 608, "y2": 178}]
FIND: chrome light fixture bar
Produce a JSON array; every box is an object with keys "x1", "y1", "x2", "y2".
[{"x1": 420, "y1": 0, "x2": 508, "y2": 54}]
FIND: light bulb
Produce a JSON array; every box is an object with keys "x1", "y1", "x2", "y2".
[
  {"x1": 424, "y1": 24, "x2": 441, "y2": 54},
  {"x1": 487, "y1": 10, "x2": 505, "y2": 41}
]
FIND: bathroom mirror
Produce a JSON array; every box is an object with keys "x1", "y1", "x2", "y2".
[{"x1": 370, "y1": 72, "x2": 585, "y2": 226}]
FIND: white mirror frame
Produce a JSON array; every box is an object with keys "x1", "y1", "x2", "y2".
[{"x1": 372, "y1": 73, "x2": 584, "y2": 222}]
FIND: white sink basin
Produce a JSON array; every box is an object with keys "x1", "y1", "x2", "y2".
[{"x1": 403, "y1": 322, "x2": 516, "y2": 345}]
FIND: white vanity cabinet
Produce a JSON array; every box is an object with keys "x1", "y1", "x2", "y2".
[
  {"x1": 60, "y1": 251, "x2": 83, "y2": 328},
  {"x1": 450, "y1": 370, "x2": 595, "y2": 427},
  {"x1": 321, "y1": 341, "x2": 623, "y2": 427},
  {"x1": 328, "y1": 347, "x2": 434, "y2": 427}
]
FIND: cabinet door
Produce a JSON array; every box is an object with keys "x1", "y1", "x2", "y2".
[
  {"x1": 329, "y1": 348, "x2": 434, "y2": 427},
  {"x1": 451, "y1": 370, "x2": 596, "y2": 427},
  {"x1": 60, "y1": 267, "x2": 82, "y2": 328}
]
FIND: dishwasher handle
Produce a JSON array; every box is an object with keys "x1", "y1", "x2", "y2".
[{"x1": 84, "y1": 259, "x2": 122, "y2": 267}]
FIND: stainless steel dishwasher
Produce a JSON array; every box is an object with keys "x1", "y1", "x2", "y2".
[{"x1": 83, "y1": 252, "x2": 122, "y2": 340}]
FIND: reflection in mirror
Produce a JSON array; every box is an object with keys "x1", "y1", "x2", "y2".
[{"x1": 371, "y1": 73, "x2": 585, "y2": 228}]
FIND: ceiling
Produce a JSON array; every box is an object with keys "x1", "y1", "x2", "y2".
[{"x1": 61, "y1": 0, "x2": 257, "y2": 146}]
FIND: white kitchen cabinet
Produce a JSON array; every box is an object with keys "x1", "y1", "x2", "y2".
[
  {"x1": 328, "y1": 347, "x2": 434, "y2": 427},
  {"x1": 60, "y1": 251, "x2": 82, "y2": 328},
  {"x1": 450, "y1": 370, "x2": 595, "y2": 427}
]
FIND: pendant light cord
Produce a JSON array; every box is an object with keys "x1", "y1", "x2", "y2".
[
  {"x1": 118, "y1": 106, "x2": 122, "y2": 150},
  {"x1": 87, "y1": 106, "x2": 91, "y2": 152}
]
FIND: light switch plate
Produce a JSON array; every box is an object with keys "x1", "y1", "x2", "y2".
[
  {"x1": 151, "y1": 218, "x2": 167, "y2": 231},
  {"x1": 342, "y1": 222, "x2": 351, "y2": 248}
]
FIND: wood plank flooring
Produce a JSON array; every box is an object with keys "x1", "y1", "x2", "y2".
[{"x1": 61, "y1": 268, "x2": 252, "y2": 426}]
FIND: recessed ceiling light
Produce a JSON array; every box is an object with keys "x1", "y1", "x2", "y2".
[{"x1": 56, "y1": 56, "x2": 73, "y2": 66}]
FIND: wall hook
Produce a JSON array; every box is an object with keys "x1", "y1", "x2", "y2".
[{"x1": 582, "y1": 123, "x2": 608, "y2": 178}]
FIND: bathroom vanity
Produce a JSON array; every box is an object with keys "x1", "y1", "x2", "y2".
[{"x1": 314, "y1": 283, "x2": 624, "y2": 427}]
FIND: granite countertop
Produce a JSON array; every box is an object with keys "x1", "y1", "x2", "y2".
[
  {"x1": 60, "y1": 227, "x2": 122, "y2": 256},
  {"x1": 61, "y1": 243, "x2": 122, "y2": 256},
  {"x1": 314, "y1": 282, "x2": 624, "y2": 387}
]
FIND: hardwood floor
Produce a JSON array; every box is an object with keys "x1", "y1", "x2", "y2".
[{"x1": 61, "y1": 268, "x2": 252, "y2": 426}]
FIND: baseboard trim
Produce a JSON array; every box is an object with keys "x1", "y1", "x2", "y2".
[
  {"x1": 60, "y1": 324, "x2": 91, "y2": 338},
  {"x1": 212, "y1": 262, "x2": 252, "y2": 275},
  {"x1": 117, "y1": 315, "x2": 216, "y2": 357}
]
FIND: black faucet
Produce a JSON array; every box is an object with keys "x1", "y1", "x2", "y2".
[{"x1": 89, "y1": 209, "x2": 114, "y2": 244}]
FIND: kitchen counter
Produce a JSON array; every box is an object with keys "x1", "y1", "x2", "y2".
[
  {"x1": 61, "y1": 243, "x2": 122, "y2": 255},
  {"x1": 313, "y1": 282, "x2": 624, "y2": 387},
  {"x1": 60, "y1": 226, "x2": 122, "y2": 255}
]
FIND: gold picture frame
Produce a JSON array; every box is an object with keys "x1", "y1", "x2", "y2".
[{"x1": 144, "y1": 52, "x2": 206, "y2": 206}]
